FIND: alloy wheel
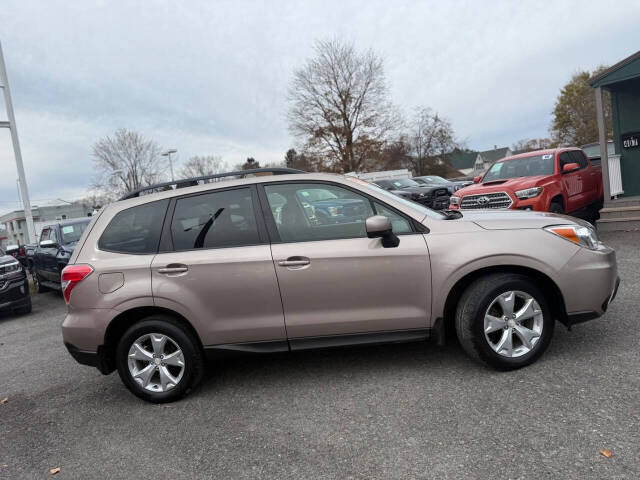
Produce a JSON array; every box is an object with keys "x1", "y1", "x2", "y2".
[
  {"x1": 483, "y1": 290, "x2": 543, "y2": 358},
  {"x1": 127, "y1": 333, "x2": 185, "y2": 392}
]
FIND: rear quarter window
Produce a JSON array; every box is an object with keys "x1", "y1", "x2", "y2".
[{"x1": 98, "y1": 200, "x2": 169, "y2": 254}]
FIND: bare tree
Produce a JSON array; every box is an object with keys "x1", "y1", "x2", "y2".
[
  {"x1": 92, "y1": 129, "x2": 166, "y2": 195},
  {"x1": 288, "y1": 39, "x2": 398, "y2": 173},
  {"x1": 179, "y1": 155, "x2": 226, "y2": 179},
  {"x1": 406, "y1": 108, "x2": 458, "y2": 176},
  {"x1": 511, "y1": 138, "x2": 553, "y2": 153}
]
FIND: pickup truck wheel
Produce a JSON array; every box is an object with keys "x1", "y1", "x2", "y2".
[
  {"x1": 34, "y1": 273, "x2": 49, "y2": 293},
  {"x1": 455, "y1": 273, "x2": 554, "y2": 370},
  {"x1": 116, "y1": 316, "x2": 204, "y2": 403},
  {"x1": 548, "y1": 201, "x2": 564, "y2": 214}
]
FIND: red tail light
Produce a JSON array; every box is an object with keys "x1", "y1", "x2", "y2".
[{"x1": 61, "y1": 264, "x2": 94, "y2": 303}]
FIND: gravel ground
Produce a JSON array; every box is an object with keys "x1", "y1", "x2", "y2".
[{"x1": 1, "y1": 231, "x2": 638, "y2": 479}]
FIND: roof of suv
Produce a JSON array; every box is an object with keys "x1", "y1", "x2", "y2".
[{"x1": 114, "y1": 172, "x2": 345, "y2": 209}]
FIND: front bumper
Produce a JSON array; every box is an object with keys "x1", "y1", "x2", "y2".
[
  {"x1": 0, "y1": 275, "x2": 30, "y2": 311},
  {"x1": 560, "y1": 245, "x2": 619, "y2": 327}
]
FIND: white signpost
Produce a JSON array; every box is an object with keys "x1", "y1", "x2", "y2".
[{"x1": 0, "y1": 40, "x2": 36, "y2": 244}]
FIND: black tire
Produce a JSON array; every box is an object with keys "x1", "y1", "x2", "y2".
[
  {"x1": 548, "y1": 201, "x2": 564, "y2": 214},
  {"x1": 34, "y1": 272, "x2": 49, "y2": 293},
  {"x1": 455, "y1": 273, "x2": 554, "y2": 370},
  {"x1": 116, "y1": 315, "x2": 204, "y2": 403}
]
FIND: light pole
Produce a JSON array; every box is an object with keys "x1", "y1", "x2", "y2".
[
  {"x1": 0, "y1": 41, "x2": 36, "y2": 244},
  {"x1": 162, "y1": 149, "x2": 177, "y2": 182}
]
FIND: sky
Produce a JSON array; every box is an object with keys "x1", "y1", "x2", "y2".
[{"x1": 0, "y1": 0, "x2": 639, "y2": 213}]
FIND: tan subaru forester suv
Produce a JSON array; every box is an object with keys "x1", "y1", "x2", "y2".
[{"x1": 61, "y1": 169, "x2": 619, "y2": 403}]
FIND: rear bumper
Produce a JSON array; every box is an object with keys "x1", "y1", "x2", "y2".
[{"x1": 64, "y1": 342, "x2": 112, "y2": 374}]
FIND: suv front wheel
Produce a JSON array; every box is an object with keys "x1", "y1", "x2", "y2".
[
  {"x1": 455, "y1": 273, "x2": 554, "y2": 370},
  {"x1": 116, "y1": 316, "x2": 204, "y2": 403}
]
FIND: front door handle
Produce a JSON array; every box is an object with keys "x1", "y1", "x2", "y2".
[
  {"x1": 158, "y1": 264, "x2": 189, "y2": 275},
  {"x1": 278, "y1": 257, "x2": 310, "y2": 267}
]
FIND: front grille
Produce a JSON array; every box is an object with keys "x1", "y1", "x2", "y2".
[{"x1": 460, "y1": 191, "x2": 513, "y2": 209}]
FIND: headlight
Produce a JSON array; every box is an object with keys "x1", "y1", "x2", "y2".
[
  {"x1": 515, "y1": 187, "x2": 543, "y2": 199},
  {"x1": 545, "y1": 225, "x2": 599, "y2": 250},
  {"x1": 0, "y1": 260, "x2": 21, "y2": 276},
  {"x1": 327, "y1": 206, "x2": 340, "y2": 216},
  {"x1": 449, "y1": 196, "x2": 460, "y2": 205}
]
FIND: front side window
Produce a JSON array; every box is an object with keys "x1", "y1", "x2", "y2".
[
  {"x1": 98, "y1": 199, "x2": 169, "y2": 254},
  {"x1": 569, "y1": 151, "x2": 588, "y2": 169},
  {"x1": 265, "y1": 183, "x2": 375, "y2": 242},
  {"x1": 171, "y1": 188, "x2": 259, "y2": 250}
]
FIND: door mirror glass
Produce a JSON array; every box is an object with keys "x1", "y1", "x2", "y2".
[
  {"x1": 473, "y1": 175, "x2": 481, "y2": 183},
  {"x1": 562, "y1": 162, "x2": 580, "y2": 173},
  {"x1": 366, "y1": 215, "x2": 399, "y2": 248}
]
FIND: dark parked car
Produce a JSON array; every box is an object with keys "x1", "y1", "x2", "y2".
[
  {"x1": 33, "y1": 218, "x2": 91, "y2": 293},
  {"x1": 4, "y1": 244, "x2": 28, "y2": 268},
  {"x1": 0, "y1": 248, "x2": 31, "y2": 315},
  {"x1": 373, "y1": 178, "x2": 450, "y2": 210},
  {"x1": 413, "y1": 175, "x2": 472, "y2": 194}
]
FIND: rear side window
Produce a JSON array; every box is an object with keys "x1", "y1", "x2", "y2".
[
  {"x1": 98, "y1": 200, "x2": 169, "y2": 254},
  {"x1": 170, "y1": 188, "x2": 260, "y2": 250}
]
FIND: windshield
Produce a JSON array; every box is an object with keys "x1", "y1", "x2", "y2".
[
  {"x1": 391, "y1": 178, "x2": 420, "y2": 188},
  {"x1": 61, "y1": 222, "x2": 89, "y2": 244},
  {"x1": 482, "y1": 154, "x2": 555, "y2": 182},
  {"x1": 344, "y1": 177, "x2": 445, "y2": 219},
  {"x1": 417, "y1": 176, "x2": 448, "y2": 184}
]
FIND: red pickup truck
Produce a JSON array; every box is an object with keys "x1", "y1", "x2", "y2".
[{"x1": 449, "y1": 148, "x2": 603, "y2": 215}]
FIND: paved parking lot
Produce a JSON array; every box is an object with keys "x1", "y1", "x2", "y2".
[{"x1": 1, "y1": 231, "x2": 639, "y2": 479}]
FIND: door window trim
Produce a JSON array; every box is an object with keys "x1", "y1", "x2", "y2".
[
  {"x1": 158, "y1": 184, "x2": 269, "y2": 253},
  {"x1": 255, "y1": 180, "x2": 426, "y2": 244}
]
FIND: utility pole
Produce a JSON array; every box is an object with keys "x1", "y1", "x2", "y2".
[
  {"x1": 0, "y1": 41, "x2": 36, "y2": 244},
  {"x1": 162, "y1": 149, "x2": 177, "y2": 182}
]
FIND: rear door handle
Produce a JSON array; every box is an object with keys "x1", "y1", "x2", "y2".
[
  {"x1": 278, "y1": 257, "x2": 310, "y2": 267},
  {"x1": 158, "y1": 264, "x2": 189, "y2": 275}
]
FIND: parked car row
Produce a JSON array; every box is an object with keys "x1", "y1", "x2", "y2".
[
  {"x1": 373, "y1": 178, "x2": 451, "y2": 210},
  {"x1": 0, "y1": 218, "x2": 92, "y2": 315}
]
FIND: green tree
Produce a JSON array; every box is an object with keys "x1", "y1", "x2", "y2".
[{"x1": 550, "y1": 67, "x2": 612, "y2": 146}]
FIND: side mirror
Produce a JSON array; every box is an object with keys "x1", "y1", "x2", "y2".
[
  {"x1": 473, "y1": 175, "x2": 481, "y2": 184},
  {"x1": 40, "y1": 239, "x2": 57, "y2": 248},
  {"x1": 366, "y1": 215, "x2": 399, "y2": 248},
  {"x1": 562, "y1": 162, "x2": 580, "y2": 173}
]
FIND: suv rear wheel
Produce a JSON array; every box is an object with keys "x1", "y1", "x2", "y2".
[
  {"x1": 455, "y1": 273, "x2": 554, "y2": 370},
  {"x1": 115, "y1": 316, "x2": 204, "y2": 403}
]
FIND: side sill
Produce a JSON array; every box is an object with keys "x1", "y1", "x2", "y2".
[
  {"x1": 289, "y1": 329, "x2": 430, "y2": 351},
  {"x1": 204, "y1": 329, "x2": 432, "y2": 358}
]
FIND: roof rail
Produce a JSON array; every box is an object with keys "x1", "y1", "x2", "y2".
[{"x1": 120, "y1": 167, "x2": 307, "y2": 200}]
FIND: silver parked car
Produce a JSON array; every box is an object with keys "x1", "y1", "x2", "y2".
[{"x1": 61, "y1": 169, "x2": 619, "y2": 402}]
